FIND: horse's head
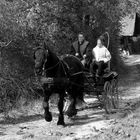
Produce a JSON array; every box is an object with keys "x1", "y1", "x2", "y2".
[
  {"x1": 34, "y1": 43, "x2": 49, "y2": 76},
  {"x1": 34, "y1": 42, "x2": 61, "y2": 77}
]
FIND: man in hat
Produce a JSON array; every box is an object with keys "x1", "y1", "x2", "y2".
[{"x1": 70, "y1": 32, "x2": 91, "y2": 68}]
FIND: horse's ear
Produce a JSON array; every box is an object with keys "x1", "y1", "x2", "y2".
[{"x1": 43, "y1": 41, "x2": 51, "y2": 52}]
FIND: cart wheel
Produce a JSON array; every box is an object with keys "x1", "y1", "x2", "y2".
[
  {"x1": 103, "y1": 81, "x2": 113, "y2": 114},
  {"x1": 111, "y1": 79, "x2": 119, "y2": 109}
]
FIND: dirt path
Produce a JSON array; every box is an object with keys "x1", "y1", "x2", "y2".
[
  {"x1": 0, "y1": 97, "x2": 113, "y2": 140},
  {"x1": 1, "y1": 55, "x2": 140, "y2": 140}
]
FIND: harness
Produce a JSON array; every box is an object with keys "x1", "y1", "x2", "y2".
[
  {"x1": 43, "y1": 60, "x2": 60, "y2": 72},
  {"x1": 42, "y1": 54, "x2": 69, "y2": 78},
  {"x1": 35, "y1": 48, "x2": 86, "y2": 87}
]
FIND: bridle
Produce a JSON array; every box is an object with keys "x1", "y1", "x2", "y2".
[
  {"x1": 42, "y1": 60, "x2": 60, "y2": 72},
  {"x1": 41, "y1": 50, "x2": 68, "y2": 76}
]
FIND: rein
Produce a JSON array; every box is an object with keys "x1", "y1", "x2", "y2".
[
  {"x1": 43, "y1": 60, "x2": 60, "y2": 72},
  {"x1": 40, "y1": 51, "x2": 87, "y2": 88},
  {"x1": 42, "y1": 57, "x2": 68, "y2": 77}
]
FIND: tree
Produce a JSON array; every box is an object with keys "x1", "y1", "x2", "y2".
[
  {"x1": 0, "y1": 0, "x2": 137, "y2": 112},
  {"x1": 53, "y1": 0, "x2": 124, "y2": 70}
]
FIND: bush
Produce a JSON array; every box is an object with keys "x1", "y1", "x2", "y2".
[{"x1": 0, "y1": 0, "x2": 129, "y2": 114}]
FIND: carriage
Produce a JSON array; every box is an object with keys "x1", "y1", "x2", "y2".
[
  {"x1": 34, "y1": 39, "x2": 119, "y2": 125},
  {"x1": 41, "y1": 60, "x2": 119, "y2": 114},
  {"x1": 83, "y1": 69, "x2": 119, "y2": 114}
]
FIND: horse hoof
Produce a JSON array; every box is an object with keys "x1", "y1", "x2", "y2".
[
  {"x1": 44, "y1": 112, "x2": 52, "y2": 122},
  {"x1": 57, "y1": 121, "x2": 65, "y2": 126},
  {"x1": 66, "y1": 109, "x2": 77, "y2": 118}
]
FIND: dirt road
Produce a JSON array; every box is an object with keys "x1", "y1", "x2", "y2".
[{"x1": 0, "y1": 55, "x2": 140, "y2": 140}]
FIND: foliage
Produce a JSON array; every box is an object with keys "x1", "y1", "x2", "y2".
[{"x1": 0, "y1": 0, "x2": 138, "y2": 112}]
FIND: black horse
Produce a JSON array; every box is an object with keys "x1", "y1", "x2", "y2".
[{"x1": 34, "y1": 42, "x2": 85, "y2": 125}]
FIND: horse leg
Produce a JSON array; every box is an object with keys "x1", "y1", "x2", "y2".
[
  {"x1": 66, "y1": 86, "x2": 85, "y2": 117},
  {"x1": 77, "y1": 87, "x2": 84, "y2": 102},
  {"x1": 76, "y1": 75, "x2": 86, "y2": 106},
  {"x1": 65, "y1": 94, "x2": 77, "y2": 118},
  {"x1": 57, "y1": 91, "x2": 65, "y2": 126},
  {"x1": 43, "y1": 89, "x2": 52, "y2": 122}
]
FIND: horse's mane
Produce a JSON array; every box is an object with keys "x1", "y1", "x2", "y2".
[
  {"x1": 61, "y1": 54, "x2": 83, "y2": 63},
  {"x1": 43, "y1": 42, "x2": 57, "y2": 56},
  {"x1": 43, "y1": 42, "x2": 83, "y2": 70},
  {"x1": 61, "y1": 54, "x2": 84, "y2": 70},
  {"x1": 61, "y1": 54, "x2": 80, "y2": 61}
]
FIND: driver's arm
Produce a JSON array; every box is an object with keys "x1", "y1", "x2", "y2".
[{"x1": 83, "y1": 42, "x2": 91, "y2": 59}]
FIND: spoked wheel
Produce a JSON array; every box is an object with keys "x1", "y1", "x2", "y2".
[
  {"x1": 103, "y1": 81, "x2": 113, "y2": 114},
  {"x1": 111, "y1": 79, "x2": 119, "y2": 109}
]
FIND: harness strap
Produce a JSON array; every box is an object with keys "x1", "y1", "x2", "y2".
[
  {"x1": 43, "y1": 61, "x2": 60, "y2": 72},
  {"x1": 60, "y1": 61, "x2": 68, "y2": 76},
  {"x1": 42, "y1": 53, "x2": 85, "y2": 79},
  {"x1": 71, "y1": 71, "x2": 84, "y2": 76}
]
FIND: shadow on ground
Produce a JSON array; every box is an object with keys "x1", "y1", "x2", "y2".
[
  {"x1": 0, "y1": 101, "x2": 108, "y2": 128},
  {"x1": 0, "y1": 114, "x2": 44, "y2": 125}
]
